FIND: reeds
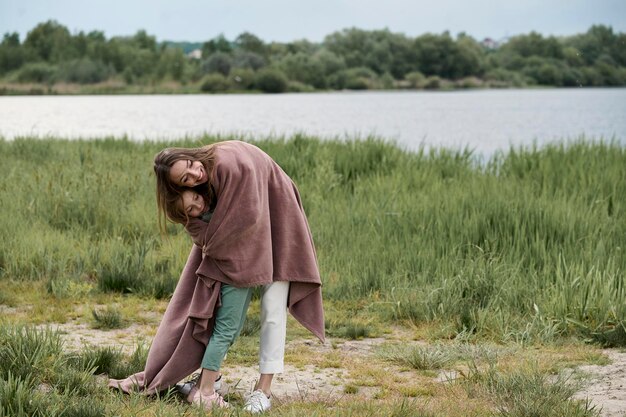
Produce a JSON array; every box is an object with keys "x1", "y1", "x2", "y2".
[{"x1": 0, "y1": 135, "x2": 624, "y2": 344}]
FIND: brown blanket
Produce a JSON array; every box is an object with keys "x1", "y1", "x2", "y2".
[{"x1": 109, "y1": 141, "x2": 325, "y2": 394}]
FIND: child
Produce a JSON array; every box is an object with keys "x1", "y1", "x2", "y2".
[
  {"x1": 175, "y1": 189, "x2": 253, "y2": 410},
  {"x1": 176, "y1": 188, "x2": 214, "y2": 223}
]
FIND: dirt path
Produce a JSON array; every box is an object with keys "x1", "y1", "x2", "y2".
[
  {"x1": 49, "y1": 321, "x2": 392, "y2": 401},
  {"x1": 48, "y1": 321, "x2": 626, "y2": 414},
  {"x1": 574, "y1": 349, "x2": 626, "y2": 417}
]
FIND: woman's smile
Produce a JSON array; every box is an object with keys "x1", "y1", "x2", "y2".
[{"x1": 170, "y1": 159, "x2": 207, "y2": 187}]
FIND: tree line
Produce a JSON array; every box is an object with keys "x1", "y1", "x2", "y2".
[{"x1": 1, "y1": 20, "x2": 625, "y2": 93}]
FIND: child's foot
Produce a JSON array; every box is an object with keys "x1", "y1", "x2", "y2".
[
  {"x1": 176, "y1": 373, "x2": 223, "y2": 397},
  {"x1": 189, "y1": 389, "x2": 229, "y2": 409}
]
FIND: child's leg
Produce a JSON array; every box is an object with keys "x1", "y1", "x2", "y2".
[
  {"x1": 256, "y1": 281, "x2": 289, "y2": 394},
  {"x1": 197, "y1": 284, "x2": 252, "y2": 395}
]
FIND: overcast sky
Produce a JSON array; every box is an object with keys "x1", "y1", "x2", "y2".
[{"x1": 1, "y1": 0, "x2": 625, "y2": 43}]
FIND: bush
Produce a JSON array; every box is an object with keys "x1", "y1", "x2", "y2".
[
  {"x1": 228, "y1": 68, "x2": 255, "y2": 90},
  {"x1": 287, "y1": 80, "x2": 315, "y2": 92},
  {"x1": 58, "y1": 58, "x2": 112, "y2": 84},
  {"x1": 200, "y1": 73, "x2": 229, "y2": 93},
  {"x1": 254, "y1": 68, "x2": 288, "y2": 93},
  {"x1": 580, "y1": 66, "x2": 603, "y2": 86},
  {"x1": 484, "y1": 68, "x2": 526, "y2": 87},
  {"x1": 594, "y1": 62, "x2": 624, "y2": 86},
  {"x1": 405, "y1": 71, "x2": 425, "y2": 88},
  {"x1": 334, "y1": 67, "x2": 378, "y2": 90},
  {"x1": 455, "y1": 76, "x2": 484, "y2": 89},
  {"x1": 380, "y1": 72, "x2": 395, "y2": 89},
  {"x1": 533, "y1": 63, "x2": 564, "y2": 85},
  {"x1": 277, "y1": 52, "x2": 327, "y2": 88},
  {"x1": 16, "y1": 62, "x2": 57, "y2": 83},
  {"x1": 232, "y1": 50, "x2": 266, "y2": 71},
  {"x1": 91, "y1": 306, "x2": 126, "y2": 330},
  {"x1": 423, "y1": 75, "x2": 442, "y2": 89},
  {"x1": 200, "y1": 52, "x2": 232, "y2": 76},
  {"x1": 323, "y1": 67, "x2": 377, "y2": 90},
  {"x1": 327, "y1": 70, "x2": 349, "y2": 89},
  {"x1": 561, "y1": 67, "x2": 585, "y2": 87}
]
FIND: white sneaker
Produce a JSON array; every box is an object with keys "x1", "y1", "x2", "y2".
[{"x1": 243, "y1": 389, "x2": 271, "y2": 413}]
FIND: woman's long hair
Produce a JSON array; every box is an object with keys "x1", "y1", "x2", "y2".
[{"x1": 153, "y1": 144, "x2": 217, "y2": 233}]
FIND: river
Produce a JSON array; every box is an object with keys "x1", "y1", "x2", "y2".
[{"x1": 1, "y1": 88, "x2": 625, "y2": 156}]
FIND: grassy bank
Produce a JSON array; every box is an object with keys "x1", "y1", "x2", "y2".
[
  {"x1": 0, "y1": 135, "x2": 622, "y2": 415},
  {"x1": 0, "y1": 79, "x2": 546, "y2": 96},
  {"x1": 1, "y1": 135, "x2": 624, "y2": 344}
]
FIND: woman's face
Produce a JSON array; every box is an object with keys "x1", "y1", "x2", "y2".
[{"x1": 169, "y1": 159, "x2": 207, "y2": 187}]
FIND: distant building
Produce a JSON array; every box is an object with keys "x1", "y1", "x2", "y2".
[
  {"x1": 187, "y1": 49, "x2": 202, "y2": 59},
  {"x1": 481, "y1": 38, "x2": 499, "y2": 50}
]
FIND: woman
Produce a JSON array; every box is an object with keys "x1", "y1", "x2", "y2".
[{"x1": 109, "y1": 140, "x2": 325, "y2": 413}]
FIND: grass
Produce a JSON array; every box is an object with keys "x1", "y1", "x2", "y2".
[
  {"x1": 0, "y1": 135, "x2": 624, "y2": 414},
  {"x1": 91, "y1": 306, "x2": 126, "y2": 330},
  {"x1": 0, "y1": 321, "x2": 610, "y2": 416},
  {"x1": 461, "y1": 362, "x2": 601, "y2": 417}
]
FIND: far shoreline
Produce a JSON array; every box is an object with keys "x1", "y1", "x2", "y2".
[{"x1": 2, "y1": 81, "x2": 622, "y2": 97}]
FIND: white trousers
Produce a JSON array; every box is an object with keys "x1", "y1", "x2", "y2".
[{"x1": 259, "y1": 281, "x2": 289, "y2": 374}]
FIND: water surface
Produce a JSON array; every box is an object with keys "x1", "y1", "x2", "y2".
[{"x1": 1, "y1": 88, "x2": 625, "y2": 155}]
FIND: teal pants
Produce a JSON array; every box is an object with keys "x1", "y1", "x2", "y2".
[{"x1": 201, "y1": 284, "x2": 253, "y2": 371}]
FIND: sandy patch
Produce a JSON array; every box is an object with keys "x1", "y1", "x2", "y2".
[
  {"x1": 574, "y1": 349, "x2": 626, "y2": 417},
  {"x1": 41, "y1": 320, "x2": 156, "y2": 354},
  {"x1": 185, "y1": 336, "x2": 392, "y2": 401},
  {"x1": 39, "y1": 320, "x2": 626, "y2": 414},
  {"x1": 217, "y1": 363, "x2": 348, "y2": 402}
]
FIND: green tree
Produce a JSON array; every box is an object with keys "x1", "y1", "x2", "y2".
[
  {"x1": 200, "y1": 73, "x2": 229, "y2": 92},
  {"x1": 564, "y1": 25, "x2": 617, "y2": 65},
  {"x1": 324, "y1": 28, "x2": 414, "y2": 78},
  {"x1": 0, "y1": 33, "x2": 27, "y2": 74},
  {"x1": 234, "y1": 32, "x2": 267, "y2": 56},
  {"x1": 324, "y1": 28, "x2": 371, "y2": 68},
  {"x1": 501, "y1": 32, "x2": 564, "y2": 59},
  {"x1": 156, "y1": 47, "x2": 186, "y2": 80},
  {"x1": 454, "y1": 34, "x2": 485, "y2": 77},
  {"x1": 284, "y1": 39, "x2": 318, "y2": 55},
  {"x1": 611, "y1": 33, "x2": 626, "y2": 66},
  {"x1": 229, "y1": 67, "x2": 255, "y2": 89},
  {"x1": 254, "y1": 68, "x2": 288, "y2": 93},
  {"x1": 201, "y1": 52, "x2": 232, "y2": 76},
  {"x1": 132, "y1": 30, "x2": 157, "y2": 51},
  {"x1": 520, "y1": 56, "x2": 565, "y2": 85},
  {"x1": 413, "y1": 32, "x2": 482, "y2": 78},
  {"x1": 202, "y1": 34, "x2": 232, "y2": 57},
  {"x1": 23, "y1": 20, "x2": 75, "y2": 62},
  {"x1": 17, "y1": 62, "x2": 57, "y2": 83},
  {"x1": 563, "y1": 46, "x2": 585, "y2": 67},
  {"x1": 277, "y1": 52, "x2": 326, "y2": 88},
  {"x1": 127, "y1": 48, "x2": 158, "y2": 80},
  {"x1": 312, "y1": 49, "x2": 346, "y2": 77},
  {"x1": 58, "y1": 58, "x2": 112, "y2": 84},
  {"x1": 232, "y1": 50, "x2": 266, "y2": 70}
]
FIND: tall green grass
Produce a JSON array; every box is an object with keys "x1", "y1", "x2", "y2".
[
  {"x1": 0, "y1": 325, "x2": 109, "y2": 416},
  {"x1": 0, "y1": 135, "x2": 624, "y2": 344},
  {"x1": 462, "y1": 362, "x2": 600, "y2": 417}
]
